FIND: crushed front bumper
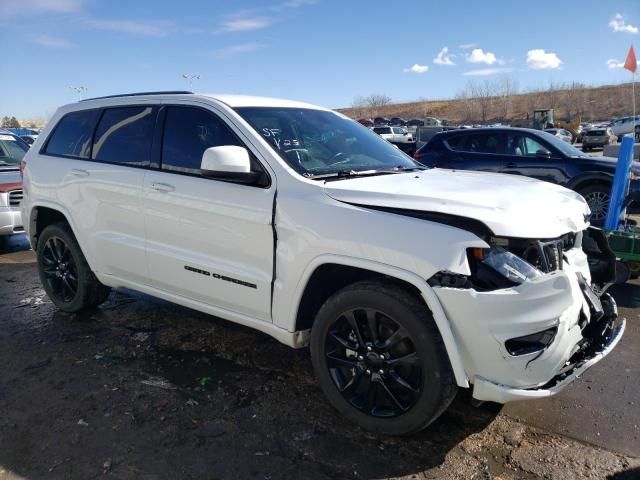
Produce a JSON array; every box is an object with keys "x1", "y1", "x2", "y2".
[
  {"x1": 473, "y1": 313, "x2": 625, "y2": 402},
  {"x1": 433, "y1": 246, "x2": 625, "y2": 403}
]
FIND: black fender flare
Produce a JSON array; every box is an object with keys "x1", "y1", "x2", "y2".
[{"x1": 566, "y1": 173, "x2": 614, "y2": 193}]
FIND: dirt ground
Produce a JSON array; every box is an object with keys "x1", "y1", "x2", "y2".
[{"x1": 0, "y1": 240, "x2": 638, "y2": 480}]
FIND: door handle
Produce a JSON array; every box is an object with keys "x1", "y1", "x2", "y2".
[
  {"x1": 70, "y1": 169, "x2": 90, "y2": 177},
  {"x1": 505, "y1": 162, "x2": 517, "y2": 168},
  {"x1": 151, "y1": 182, "x2": 175, "y2": 193}
]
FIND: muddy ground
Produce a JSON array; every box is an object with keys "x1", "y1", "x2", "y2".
[{"x1": 0, "y1": 237, "x2": 638, "y2": 479}]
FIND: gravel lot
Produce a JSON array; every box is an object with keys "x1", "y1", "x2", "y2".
[{"x1": 0, "y1": 235, "x2": 638, "y2": 480}]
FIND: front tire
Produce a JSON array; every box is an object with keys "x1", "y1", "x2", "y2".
[
  {"x1": 310, "y1": 281, "x2": 457, "y2": 435},
  {"x1": 36, "y1": 223, "x2": 111, "y2": 312}
]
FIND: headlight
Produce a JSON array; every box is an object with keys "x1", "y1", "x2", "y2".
[
  {"x1": 0, "y1": 193, "x2": 7, "y2": 208},
  {"x1": 468, "y1": 246, "x2": 542, "y2": 289}
]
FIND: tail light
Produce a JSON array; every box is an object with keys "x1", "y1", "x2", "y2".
[
  {"x1": 413, "y1": 150, "x2": 425, "y2": 161},
  {"x1": 19, "y1": 159, "x2": 26, "y2": 181}
]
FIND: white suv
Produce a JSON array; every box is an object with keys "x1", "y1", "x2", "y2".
[
  {"x1": 21, "y1": 92, "x2": 624, "y2": 435},
  {"x1": 372, "y1": 125, "x2": 415, "y2": 144}
]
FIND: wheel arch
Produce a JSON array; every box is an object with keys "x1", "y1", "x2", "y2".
[
  {"x1": 29, "y1": 202, "x2": 98, "y2": 271},
  {"x1": 567, "y1": 173, "x2": 613, "y2": 193},
  {"x1": 292, "y1": 255, "x2": 469, "y2": 388}
]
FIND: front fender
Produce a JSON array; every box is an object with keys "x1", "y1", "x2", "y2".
[{"x1": 289, "y1": 254, "x2": 470, "y2": 388}]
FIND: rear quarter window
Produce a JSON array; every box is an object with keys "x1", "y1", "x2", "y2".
[{"x1": 44, "y1": 109, "x2": 101, "y2": 159}]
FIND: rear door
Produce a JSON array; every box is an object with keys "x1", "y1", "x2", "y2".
[
  {"x1": 41, "y1": 106, "x2": 153, "y2": 284},
  {"x1": 500, "y1": 132, "x2": 569, "y2": 184},
  {"x1": 143, "y1": 104, "x2": 275, "y2": 321},
  {"x1": 443, "y1": 132, "x2": 504, "y2": 172}
]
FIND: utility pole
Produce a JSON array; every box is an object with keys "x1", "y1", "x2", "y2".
[
  {"x1": 69, "y1": 85, "x2": 88, "y2": 100},
  {"x1": 181, "y1": 74, "x2": 201, "y2": 92}
]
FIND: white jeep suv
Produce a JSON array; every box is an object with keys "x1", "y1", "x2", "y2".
[{"x1": 21, "y1": 92, "x2": 624, "y2": 435}]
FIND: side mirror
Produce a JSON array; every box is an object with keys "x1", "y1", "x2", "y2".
[
  {"x1": 201, "y1": 146, "x2": 267, "y2": 186},
  {"x1": 536, "y1": 148, "x2": 552, "y2": 159}
]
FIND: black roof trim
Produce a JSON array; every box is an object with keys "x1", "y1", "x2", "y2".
[{"x1": 81, "y1": 91, "x2": 193, "y2": 102}]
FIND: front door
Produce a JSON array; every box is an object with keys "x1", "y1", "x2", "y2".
[{"x1": 143, "y1": 105, "x2": 275, "y2": 321}]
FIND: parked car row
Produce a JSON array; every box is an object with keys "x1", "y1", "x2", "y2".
[
  {"x1": 358, "y1": 117, "x2": 428, "y2": 127},
  {"x1": 0, "y1": 129, "x2": 27, "y2": 236},
  {"x1": 413, "y1": 126, "x2": 639, "y2": 224}
]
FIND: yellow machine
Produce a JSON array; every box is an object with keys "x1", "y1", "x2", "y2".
[{"x1": 532, "y1": 109, "x2": 581, "y2": 143}]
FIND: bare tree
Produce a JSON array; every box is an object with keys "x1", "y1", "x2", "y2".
[
  {"x1": 494, "y1": 75, "x2": 518, "y2": 121},
  {"x1": 469, "y1": 80, "x2": 494, "y2": 123},
  {"x1": 455, "y1": 85, "x2": 476, "y2": 122},
  {"x1": 561, "y1": 81, "x2": 586, "y2": 119},
  {"x1": 364, "y1": 94, "x2": 392, "y2": 108},
  {"x1": 351, "y1": 96, "x2": 368, "y2": 118}
]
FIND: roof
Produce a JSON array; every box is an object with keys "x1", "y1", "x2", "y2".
[
  {"x1": 201, "y1": 93, "x2": 329, "y2": 110},
  {"x1": 79, "y1": 91, "x2": 329, "y2": 111}
]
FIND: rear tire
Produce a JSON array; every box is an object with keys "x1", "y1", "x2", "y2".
[
  {"x1": 579, "y1": 184, "x2": 611, "y2": 227},
  {"x1": 36, "y1": 223, "x2": 111, "y2": 312},
  {"x1": 310, "y1": 281, "x2": 457, "y2": 435}
]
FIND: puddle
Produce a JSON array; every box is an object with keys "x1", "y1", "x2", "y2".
[{"x1": 153, "y1": 349, "x2": 248, "y2": 391}]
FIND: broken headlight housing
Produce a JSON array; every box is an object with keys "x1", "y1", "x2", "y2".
[{"x1": 467, "y1": 246, "x2": 543, "y2": 290}]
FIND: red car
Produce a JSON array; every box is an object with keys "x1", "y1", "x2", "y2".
[{"x1": 357, "y1": 118, "x2": 374, "y2": 127}]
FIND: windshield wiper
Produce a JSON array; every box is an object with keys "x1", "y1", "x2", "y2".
[{"x1": 307, "y1": 166, "x2": 426, "y2": 181}]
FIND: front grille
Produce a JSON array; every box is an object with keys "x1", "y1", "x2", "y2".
[{"x1": 8, "y1": 189, "x2": 23, "y2": 208}]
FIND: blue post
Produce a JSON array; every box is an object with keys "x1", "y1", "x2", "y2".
[{"x1": 604, "y1": 135, "x2": 636, "y2": 231}]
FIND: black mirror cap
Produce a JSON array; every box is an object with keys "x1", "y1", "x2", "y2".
[
  {"x1": 536, "y1": 148, "x2": 552, "y2": 158},
  {"x1": 201, "y1": 169, "x2": 270, "y2": 187}
]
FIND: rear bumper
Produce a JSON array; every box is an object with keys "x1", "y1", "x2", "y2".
[{"x1": 0, "y1": 208, "x2": 23, "y2": 236}]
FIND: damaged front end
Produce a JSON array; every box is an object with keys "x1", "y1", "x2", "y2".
[{"x1": 429, "y1": 227, "x2": 625, "y2": 403}]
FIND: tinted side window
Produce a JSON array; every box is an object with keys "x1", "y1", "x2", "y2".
[
  {"x1": 44, "y1": 109, "x2": 100, "y2": 159},
  {"x1": 92, "y1": 107, "x2": 154, "y2": 166},
  {"x1": 445, "y1": 134, "x2": 468, "y2": 151},
  {"x1": 161, "y1": 106, "x2": 241, "y2": 175}
]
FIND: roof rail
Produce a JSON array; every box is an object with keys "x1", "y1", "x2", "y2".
[{"x1": 81, "y1": 91, "x2": 193, "y2": 102}]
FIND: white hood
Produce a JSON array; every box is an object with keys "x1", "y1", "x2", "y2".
[{"x1": 322, "y1": 169, "x2": 590, "y2": 238}]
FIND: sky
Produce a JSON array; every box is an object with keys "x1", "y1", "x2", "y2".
[{"x1": 0, "y1": 0, "x2": 638, "y2": 119}]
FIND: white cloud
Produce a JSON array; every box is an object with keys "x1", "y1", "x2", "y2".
[
  {"x1": 466, "y1": 48, "x2": 502, "y2": 65},
  {"x1": 217, "y1": 16, "x2": 272, "y2": 33},
  {"x1": 434, "y1": 47, "x2": 456, "y2": 66},
  {"x1": 607, "y1": 58, "x2": 640, "y2": 69},
  {"x1": 86, "y1": 18, "x2": 172, "y2": 36},
  {"x1": 403, "y1": 63, "x2": 429, "y2": 74},
  {"x1": 526, "y1": 49, "x2": 563, "y2": 69},
  {"x1": 609, "y1": 13, "x2": 638, "y2": 34},
  {"x1": 0, "y1": 0, "x2": 85, "y2": 18},
  {"x1": 30, "y1": 34, "x2": 74, "y2": 48},
  {"x1": 464, "y1": 67, "x2": 513, "y2": 76},
  {"x1": 211, "y1": 43, "x2": 264, "y2": 58},
  {"x1": 459, "y1": 43, "x2": 477, "y2": 50},
  {"x1": 280, "y1": 0, "x2": 319, "y2": 7}
]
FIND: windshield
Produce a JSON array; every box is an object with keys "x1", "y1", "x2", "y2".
[
  {"x1": 0, "y1": 134, "x2": 28, "y2": 167},
  {"x1": 235, "y1": 107, "x2": 419, "y2": 177},
  {"x1": 538, "y1": 131, "x2": 585, "y2": 157}
]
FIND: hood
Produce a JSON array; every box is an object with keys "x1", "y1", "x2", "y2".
[
  {"x1": 575, "y1": 155, "x2": 640, "y2": 173},
  {"x1": 322, "y1": 169, "x2": 590, "y2": 238}
]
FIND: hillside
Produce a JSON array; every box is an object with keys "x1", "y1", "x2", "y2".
[{"x1": 338, "y1": 82, "x2": 638, "y2": 126}]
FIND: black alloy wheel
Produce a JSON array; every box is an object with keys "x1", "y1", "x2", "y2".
[
  {"x1": 325, "y1": 307, "x2": 422, "y2": 417},
  {"x1": 41, "y1": 236, "x2": 79, "y2": 303},
  {"x1": 310, "y1": 281, "x2": 457, "y2": 435},
  {"x1": 36, "y1": 223, "x2": 111, "y2": 312}
]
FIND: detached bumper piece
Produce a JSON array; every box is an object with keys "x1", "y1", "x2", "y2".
[{"x1": 473, "y1": 292, "x2": 625, "y2": 403}]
